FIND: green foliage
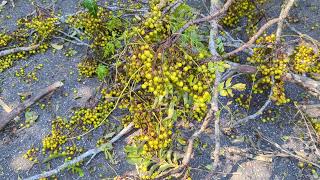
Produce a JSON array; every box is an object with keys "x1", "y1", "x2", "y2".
[
  {"x1": 170, "y1": 3, "x2": 194, "y2": 32},
  {"x1": 68, "y1": 165, "x2": 84, "y2": 177},
  {"x1": 219, "y1": 78, "x2": 246, "y2": 97},
  {"x1": 216, "y1": 37, "x2": 225, "y2": 55},
  {"x1": 125, "y1": 144, "x2": 182, "y2": 178},
  {"x1": 82, "y1": 0, "x2": 98, "y2": 17},
  {"x1": 96, "y1": 64, "x2": 109, "y2": 81}
]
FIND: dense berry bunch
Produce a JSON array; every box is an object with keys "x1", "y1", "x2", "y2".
[
  {"x1": 77, "y1": 58, "x2": 98, "y2": 77},
  {"x1": 222, "y1": 0, "x2": 266, "y2": 34},
  {"x1": 292, "y1": 45, "x2": 319, "y2": 74},
  {"x1": 23, "y1": 147, "x2": 39, "y2": 163},
  {"x1": 0, "y1": 33, "x2": 12, "y2": 47},
  {"x1": 247, "y1": 34, "x2": 290, "y2": 105},
  {"x1": 24, "y1": 17, "x2": 59, "y2": 40}
]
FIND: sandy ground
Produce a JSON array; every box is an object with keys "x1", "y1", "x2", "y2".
[{"x1": 0, "y1": 0, "x2": 320, "y2": 179}]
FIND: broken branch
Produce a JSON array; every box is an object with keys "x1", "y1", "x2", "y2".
[
  {"x1": 0, "y1": 44, "x2": 39, "y2": 57},
  {"x1": 0, "y1": 81, "x2": 63, "y2": 130}
]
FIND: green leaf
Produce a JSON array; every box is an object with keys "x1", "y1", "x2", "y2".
[
  {"x1": 82, "y1": 0, "x2": 98, "y2": 17},
  {"x1": 25, "y1": 111, "x2": 38, "y2": 124},
  {"x1": 166, "y1": 150, "x2": 173, "y2": 164},
  {"x1": 227, "y1": 88, "x2": 234, "y2": 97},
  {"x1": 220, "y1": 89, "x2": 228, "y2": 97},
  {"x1": 124, "y1": 145, "x2": 138, "y2": 153},
  {"x1": 231, "y1": 83, "x2": 246, "y2": 91},
  {"x1": 215, "y1": 38, "x2": 225, "y2": 54},
  {"x1": 208, "y1": 62, "x2": 215, "y2": 73},
  {"x1": 177, "y1": 137, "x2": 186, "y2": 145},
  {"x1": 173, "y1": 152, "x2": 181, "y2": 164},
  {"x1": 225, "y1": 78, "x2": 232, "y2": 88},
  {"x1": 50, "y1": 43, "x2": 63, "y2": 50},
  {"x1": 127, "y1": 156, "x2": 142, "y2": 165},
  {"x1": 104, "y1": 132, "x2": 115, "y2": 139},
  {"x1": 148, "y1": 164, "x2": 160, "y2": 175},
  {"x1": 96, "y1": 64, "x2": 109, "y2": 81}
]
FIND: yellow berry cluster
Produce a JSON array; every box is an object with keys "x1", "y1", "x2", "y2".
[
  {"x1": 42, "y1": 117, "x2": 67, "y2": 152},
  {"x1": 23, "y1": 147, "x2": 39, "y2": 163},
  {"x1": 67, "y1": 8, "x2": 124, "y2": 52},
  {"x1": 0, "y1": 33, "x2": 12, "y2": 47},
  {"x1": 77, "y1": 58, "x2": 98, "y2": 77},
  {"x1": 24, "y1": 17, "x2": 59, "y2": 40},
  {"x1": 107, "y1": 1, "x2": 225, "y2": 160},
  {"x1": 16, "y1": 64, "x2": 43, "y2": 82},
  {"x1": 0, "y1": 43, "x2": 47, "y2": 73},
  {"x1": 71, "y1": 101, "x2": 114, "y2": 131},
  {"x1": 248, "y1": 34, "x2": 290, "y2": 105},
  {"x1": 221, "y1": 0, "x2": 266, "y2": 34},
  {"x1": 292, "y1": 44, "x2": 319, "y2": 74}
]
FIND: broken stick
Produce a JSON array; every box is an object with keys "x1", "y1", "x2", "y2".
[{"x1": 0, "y1": 81, "x2": 63, "y2": 130}]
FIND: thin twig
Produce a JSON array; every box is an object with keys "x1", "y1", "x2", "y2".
[
  {"x1": 230, "y1": 81, "x2": 273, "y2": 128},
  {"x1": 24, "y1": 123, "x2": 134, "y2": 180},
  {"x1": 258, "y1": 131, "x2": 320, "y2": 169},
  {"x1": 0, "y1": 44, "x2": 39, "y2": 57}
]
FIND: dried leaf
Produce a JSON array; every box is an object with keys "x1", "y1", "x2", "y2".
[{"x1": 50, "y1": 43, "x2": 64, "y2": 50}]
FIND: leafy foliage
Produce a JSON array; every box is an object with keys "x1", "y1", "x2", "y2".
[
  {"x1": 82, "y1": 0, "x2": 98, "y2": 17},
  {"x1": 96, "y1": 64, "x2": 109, "y2": 81}
]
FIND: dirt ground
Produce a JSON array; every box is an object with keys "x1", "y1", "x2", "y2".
[{"x1": 1, "y1": 0, "x2": 320, "y2": 179}]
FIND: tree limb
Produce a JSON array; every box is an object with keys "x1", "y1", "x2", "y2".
[
  {"x1": 275, "y1": 0, "x2": 295, "y2": 43},
  {"x1": 0, "y1": 44, "x2": 39, "y2": 57},
  {"x1": 0, "y1": 81, "x2": 64, "y2": 130}
]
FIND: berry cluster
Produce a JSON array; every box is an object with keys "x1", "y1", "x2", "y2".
[
  {"x1": 23, "y1": 147, "x2": 39, "y2": 163},
  {"x1": 222, "y1": 0, "x2": 266, "y2": 34}
]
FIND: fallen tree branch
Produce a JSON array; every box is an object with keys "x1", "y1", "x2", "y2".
[
  {"x1": 206, "y1": 0, "x2": 222, "y2": 178},
  {"x1": 0, "y1": 44, "x2": 39, "y2": 57},
  {"x1": 0, "y1": 81, "x2": 63, "y2": 130},
  {"x1": 24, "y1": 122, "x2": 135, "y2": 180}
]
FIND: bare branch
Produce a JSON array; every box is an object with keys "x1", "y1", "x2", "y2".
[
  {"x1": 24, "y1": 123, "x2": 134, "y2": 180},
  {"x1": 275, "y1": 0, "x2": 296, "y2": 43},
  {"x1": 0, "y1": 44, "x2": 39, "y2": 57},
  {"x1": 0, "y1": 81, "x2": 63, "y2": 130}
]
